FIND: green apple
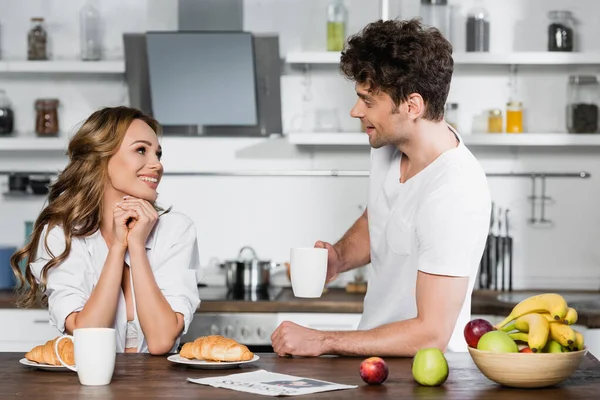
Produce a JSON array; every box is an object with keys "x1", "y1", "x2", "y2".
[
  {"x1": 412, "y1": 348, "x2": 449, "y2": 387},
  {"x1": 543, "y1": 340, "x2": 564, "y2": 353},
  {"x1": 477, "y1": 331, "x2": 518, "y2": 353}
]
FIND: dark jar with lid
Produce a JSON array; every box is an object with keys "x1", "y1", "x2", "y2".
[
  {"x1": 567, "y1": 76, "x2": 599, "y2": 134},
  {"x1": 548, "y1": 10, "x2": 574, "y2": 52},
  {"x1": 35, "y1": 99, "x2": 60, "y2": 136},
  {"x1": 28, "y1": 17, "x2": 48, "y2": 60},
  {"x1": 0, "y1": 90, "x2": 14, "y2": 136}
]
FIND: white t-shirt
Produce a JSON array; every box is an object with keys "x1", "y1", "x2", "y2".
[
  {"x1": 29, "y1": 211, "x2": 201, "y2": 353},
  {"x1": 358, "y1": 128, "x2": 491, "y2": 352}
]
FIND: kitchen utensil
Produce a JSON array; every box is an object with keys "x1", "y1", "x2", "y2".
[
  {"x1": 486, "y1": 202, "x2": 496, "y2": 289},
  {"x1": 506, "y1": 208, "x2": 513, "y2": 292},
  {"x1": 495, "y1": 207, "x2": 503, "y2": 291},
  {"x1": 220, "y1": 246, "x2": 286, "y2": 291}
]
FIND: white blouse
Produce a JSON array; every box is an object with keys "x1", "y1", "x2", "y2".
[{"x1": 29, "y1": 211, "x2": 201, "y2": 353}]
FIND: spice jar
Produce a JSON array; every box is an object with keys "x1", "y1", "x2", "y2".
[
  {"x1": 487, "y1": 109, "x2": 503, "y2": 133},
  {"x1": 506, "y1": 101, "x2": 523, "y2": 133},
  {"x1": 35, "y1": 99, "x2": 59, "y2": 136},
  {"x1": 0, "y1": 90, "x2": 14, "y2": 136},
  {"x1": 28, "y1": 17, "x2": 48, "y2": 60},
  {"x1": 567, "y1": 75, "x2": 599, "y2": 134},
  {"x1": 548, "y1": 10, "x2": 574, "y2": 52},
  {"x1": 445, "y1": 103, "x2": 459, "y2": 130}
]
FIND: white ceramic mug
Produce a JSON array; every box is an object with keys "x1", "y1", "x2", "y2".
[
  {"x1": 55, "y1": 328, "x2": 116, "y2": 386},
  {"x1": 290, "y1": 247, "x2": 328, "y2": 298}
]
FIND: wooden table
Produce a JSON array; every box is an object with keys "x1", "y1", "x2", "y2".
[{"x1": 1, "y1": 352, "x2": 599, "y2": 399}]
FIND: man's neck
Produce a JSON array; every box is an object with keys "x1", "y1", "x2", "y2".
[
  {"x1": 398, "y1": 120, "x2": 457, "y2": 168},
  {"x1": 397, "y1": 120, "x2": 458, "y2": 182}
]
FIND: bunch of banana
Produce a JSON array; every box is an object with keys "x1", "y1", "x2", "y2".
[{"x1": 496, "y1": 293, "x2": 585, "y2": 353}]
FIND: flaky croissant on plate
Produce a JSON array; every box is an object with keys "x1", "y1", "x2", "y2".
[
  {"x1": 25, "y1": 337, "x2": 75, "y2": 367},
  {"x1": 179, "y1": 335, "x2": 254, "y2": 362}
]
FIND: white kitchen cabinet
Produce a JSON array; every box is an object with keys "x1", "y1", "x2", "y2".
[
  {"x1": 276, "y1": 313, "x2": 362, "y2": 331},
  {"x1": 0, "y1": 310, "x2": 61, "y2": 352}
]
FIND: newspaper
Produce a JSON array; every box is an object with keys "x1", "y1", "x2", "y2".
[{"x1": 187, "y1": 369, "x2": 357, "y2": 397}]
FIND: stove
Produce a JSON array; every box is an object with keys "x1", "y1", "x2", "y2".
[{"x1": 180, "y1": 286, "x2": 283, "y2": 351}]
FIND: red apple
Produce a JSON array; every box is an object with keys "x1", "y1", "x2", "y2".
[
  {"x1": 464, "y1": 318, "x2": 494, "y2": 348},
  {"x1": 520, "y1": 347, "x2": 533, "y2": 353},
  {"x1": 359, "y1": 357, "x2": 389, "y2": 385}
]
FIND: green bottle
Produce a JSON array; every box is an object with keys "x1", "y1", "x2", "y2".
[{"x1": 326, "y1": 0, "x2": 347, "y2": 52}]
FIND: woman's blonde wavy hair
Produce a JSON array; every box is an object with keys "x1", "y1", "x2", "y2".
[{"x1": 10, "y1": 106, "x2": 163, "y2": 308}]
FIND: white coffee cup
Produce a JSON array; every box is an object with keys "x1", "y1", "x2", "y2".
[
  {"x1": 290, "y1": 247, "x2": 328, "y2": 298},
  {"x1": 55, "y1": 328, "x2": 116, "y2": 386}
]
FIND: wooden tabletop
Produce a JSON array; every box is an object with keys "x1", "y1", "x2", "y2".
[{"x1": 1, "y1": 352, "x2": 599, "y2": 399}]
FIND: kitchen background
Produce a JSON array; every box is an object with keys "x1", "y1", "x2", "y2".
[{"x1": 0, "y1": 0, "x2": 599, "y2": 321}]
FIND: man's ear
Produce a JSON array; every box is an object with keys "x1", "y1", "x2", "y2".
[{"x1": 406, "y1": 93, "x2": 425, "y2": 120}]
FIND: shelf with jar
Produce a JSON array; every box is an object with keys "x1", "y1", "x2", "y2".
[
  {"x1": 0, "y1": 60, "x2": 124, "y2": 74},
  {"x1": 287, "y1": 132, "x2": 600, "y2": 147},
  {"x1": 285, "y1": 51, "x2": 600, "y2": 66},
  {"x1": 1, "y1": 5, "x2": 123, "y2": 74}
]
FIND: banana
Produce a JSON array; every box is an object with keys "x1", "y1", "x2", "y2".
[
  {"x1": 513, "y1": 313, "x2": 550, "y2": 353},
  {"x1": 508, "y1": 332, "x2": 529, "y2": 343},
  {"x1": 570, "y1": 330, "x2": 585, "y2": 351},
  {"x1": 500, "y1": 321, "x2": 517, "y2": 333},
  {"x1": 495, "y1": 293, "x2": 568, "y2": 329},
  {"x1": 563, "y1": 307, "x2": 578, "y2": 325},
  {"x1": 549, "y1": 322, "x2": 576, "y2": 347}
]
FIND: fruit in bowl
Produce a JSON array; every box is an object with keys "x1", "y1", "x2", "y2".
[
  {"x1": 464, "y1": 293, "x2": 588, "y2": 388},
  {"x1": 464, "y1": 318, "x2": 494, "y2": 348},
  {"x1": 477, "y1": 330, "x2": 518, "y2": 353}
]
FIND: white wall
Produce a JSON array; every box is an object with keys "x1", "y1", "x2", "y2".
[{"x1": 1, "y1": 0, "x2": 599, "y2": 290}]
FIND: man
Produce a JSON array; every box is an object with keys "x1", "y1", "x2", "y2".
[{"x1": 271, "y1": 18, "x2": 491, "y2": 357}]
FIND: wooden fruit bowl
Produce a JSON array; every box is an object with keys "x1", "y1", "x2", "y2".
[{"x1": 468, "y1": 347, "x2": 587, "y2": 388}]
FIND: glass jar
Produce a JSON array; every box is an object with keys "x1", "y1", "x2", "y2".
[
  {"x1": 35, "y1": 99, "x2": 60, "y2": 136},
  {"x1": 420, "y1": 0, "x2": 451, "y2": 40},
  {"x1": 567, "y1": 75, "x2": 599, "y2": 134},
  {"x1": 0, "y1": 90, "x2": 14, "y2": 136},
  {"x1": 80, "y1": 0, "x2": 102, "y2": 61},
  {"x1": 548, "y1": 10, "x2": 574, "y2": 52},
  {"x1": 487, "y1": 109, "x2": 503, "y2": 133},
  {"x1": 326, "y1": 0, "x2": 347, "y2": 52},
  {"x1": 506, "y1": 101, "x2": 524, "y2": 133},
  {"x1": 466, "y1": 1, "x2": 490, "y2": 52},
  {"x1": 445, "y1": 103, "x2": 459, "y2": 130},
  {"x1": 27, "y1": 17, "x2": 48, "y2": 60}
]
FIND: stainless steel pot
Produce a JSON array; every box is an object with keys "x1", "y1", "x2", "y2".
[{"x1": 220, "y1": 246, "x2": 286, "y2": 291}]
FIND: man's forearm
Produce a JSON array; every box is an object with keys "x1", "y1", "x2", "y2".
[
  {"x1": 321, "y1": 318, "x2": 446, "y2": 357},
  {"x1": 335, "y1": 210, "x2": 371, "y2": 273}
]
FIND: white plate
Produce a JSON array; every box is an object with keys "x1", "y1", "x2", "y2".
[
  {"x1": 167, "y1": 354, "x2": 260, "y2": 370},
  {"x1": 19, "y1": 358, "x2": 71, "y2": 372}
]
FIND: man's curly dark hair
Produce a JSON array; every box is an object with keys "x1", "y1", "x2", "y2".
[{"x1": 340, "y1": 18, "x2": 453, "y2": 122}]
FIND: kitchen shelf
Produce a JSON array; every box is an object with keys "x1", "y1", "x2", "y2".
[
  {"x1": 0, "y1": 137, "x2": 69, "y2": 152},
  {"x1": 0, "y1": 60, "x2": 125, "y2": 73},
  {"x1": 285, "y1": 51, "x2": 600, "y2": 65},
  {"x1": 288, "y1": 132, "x2": 600, "y2": 147}
]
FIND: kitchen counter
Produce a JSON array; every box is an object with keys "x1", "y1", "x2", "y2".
[
  {"x1": 2, "y1": 288, "x2": 600, "y2": 328},
  {"x1": 1, "y1": 352, "x2": 599, "y2": 399}
]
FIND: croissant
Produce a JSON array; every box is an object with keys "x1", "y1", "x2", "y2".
[
  {"x1": 179, "y1": 335, "x2": 254, "y2": 362},
  {"x1": 25, "y1": 337, "x2": 75, "y2": 367}
]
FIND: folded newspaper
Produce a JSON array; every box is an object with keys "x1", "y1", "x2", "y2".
[{"x1": 187, "y1": 369, "x2": 357, "y2": 397}]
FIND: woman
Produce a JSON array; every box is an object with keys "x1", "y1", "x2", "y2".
[{"x1": 10, "y1": 106, "x2": 200, "y2": 355}]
